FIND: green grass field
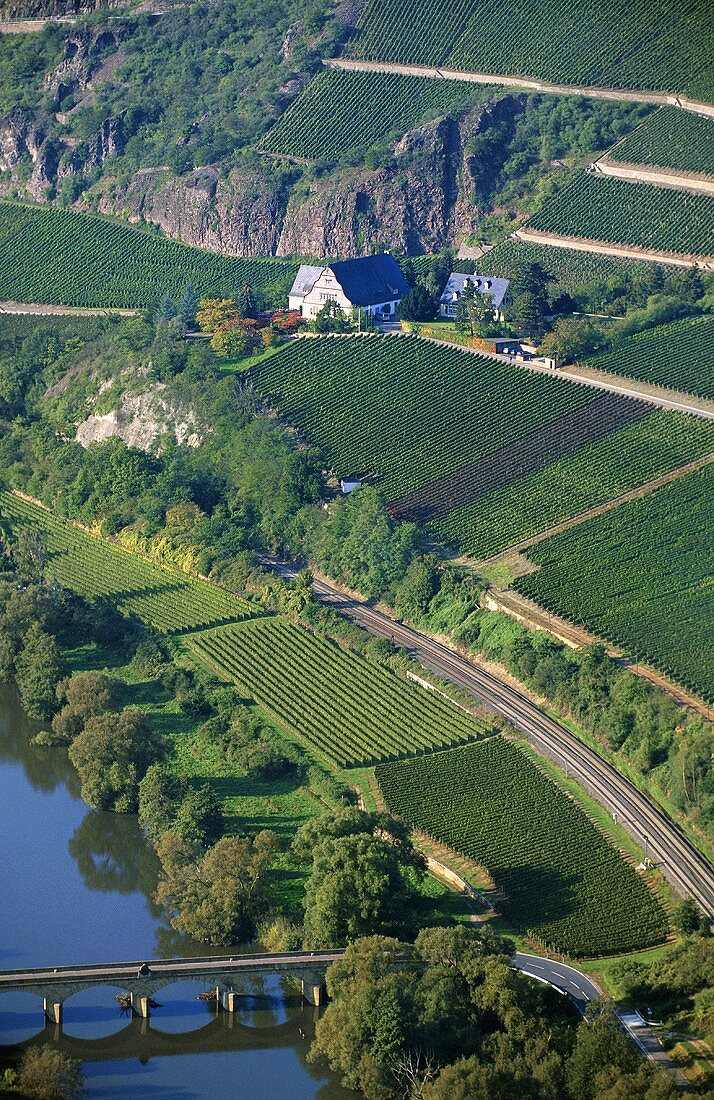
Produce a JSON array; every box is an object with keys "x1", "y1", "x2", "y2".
[
  {"x1": 0, "y1": 491, "x2": 259, "y2": 634},
  {"x1": 376, "y1": 738, "x2": 669, "y2": 956},
  {"x1": 0, "y1": 201, "x2": 297, "y2": 309},
  {"x1": 516, "y1": 464, "x2": 714, "y2": 700},
  {"x1": 185, "y1": 617, "x2": 492, "y2": 767}
]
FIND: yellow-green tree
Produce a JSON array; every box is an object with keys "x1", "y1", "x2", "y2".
[{"x1": 195, "y1": 297, "x2": 239, "y2": 334}]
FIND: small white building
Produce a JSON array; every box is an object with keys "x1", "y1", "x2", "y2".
[
  {"x1": 288, "y1": 254, "x2": 410, "y2": 321},
  {"x1": 439, "y1": 273, "x2": 510, "y2": 322}
]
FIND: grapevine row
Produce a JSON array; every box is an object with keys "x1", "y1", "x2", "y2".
[
  {"x1": 252, "y1": 335, "x2": 598, "y2": 501},
  {"x1": 0, "y1": 492, "x2": 258, "y2": 634},
  {"x1": 0, "y1": 202, "x2": 297, "y2": 309},
  {"x1": 350, "y1": 0, "x2": 712, "y2": 100},
  {"x1": 607, "y1": 107, "x2": 714, "y2": 177},
  {"x1": 587, "y1": 315, "x2": 714, "y2": 400},
  {"x1": 186, "y1": 618, "x2": 490, "y2": 767},
  {"x1": 528, "y1": 173, "x2": 714, "y2": 257},
  {"x1": 429, "y1": 411, "x2": 714, "y2": 558},
  {"x1": 515, "y1": 465, "x2": 714, "y2": 701},
  {"x1": 376, "y1": 739, "x2": 669, "y2": 956},
  {"x1": 262, "y1": 69, "x2": 494, "y2": 162}
]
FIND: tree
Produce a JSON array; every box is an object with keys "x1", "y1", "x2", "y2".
[
  {"x1": 302, "y1": 832, "x2": 424, "y2": 948},
  {"x1": 399, "y1": 285, "x2": 437, "y2": 322},
  {"x1": 195, "y1": 297, "x2": 239, "y2": 334},
  {"x1": 14, "y1": 624, "x2": 65, "y2": 720},
  {"x1": 138, "y1": 762, "x2": 187, "y2": 836},
  {"x1": 178, "y1": 283, "x2": 199, "y2": 327},
  {"x1": 68, "y1": 709, "x2": 164, "y2": 812},
  {"x1": 453, "y1": 299, "x2": 470, "y2": 335},
  {"x1": 566, "y1": 1002, "x2": 639, "y2": 1100},
  {"x1": 14, "y1": 1044, "x2": 84, "y2": 1100},
  {"x1": 153, "y1": 293, "x2": 177, "y2": 327},
  {"x1": 310, "y1": 936, "x2": 415, "y2": 1096},
  {"x1": 312, "y1": 299, "x2": 351, "y2": 333},
  {"x1": 673, "y1": 898, "x2": 707, "y2": 936},
  {"x1": 210, "y1": 320, "x2": 260, "y2": 359},
  {"x1": 236, "y1": 283, "x2": 257, "y2": 318},
  {"x1": 49, "y1": 670, "x2": 122, "y2": 745},
  {"x1": 155, "y1": 831, "x2": 277, "y2": 943},
  {"x1": 539, "y1": 317, "x2": 606, "y2": 364},
  {"x1": 394, "y1": 554, "x2": 440, "y2": 620},
  {"x1": 172, "y1": 784, "x2": 224, "y2": 849}
]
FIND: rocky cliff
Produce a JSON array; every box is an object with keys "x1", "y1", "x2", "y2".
[{"x1": 70, "y1": 98, "x2": 522, "y2": 257}]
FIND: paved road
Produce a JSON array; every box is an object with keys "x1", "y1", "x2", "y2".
[
  {"x1": 269, "y1": 563, "x2": 714, "y2": 919},
  {"x1": 513, "y1": 952, "x2": 600, "y2": 1015},
  {"x1": 0, "y1": 950, "x2": 598, "y2": 1012}
]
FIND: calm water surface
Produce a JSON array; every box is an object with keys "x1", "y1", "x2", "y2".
[{"x1": 0, "y1": 685, "x2": 353, "y2": 1099}]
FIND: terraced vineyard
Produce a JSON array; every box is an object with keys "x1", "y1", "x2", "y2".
[
  {"x1": 252, "y1": 336, "x2": 598, "y2": 500},
  {"x1": 350, "y1": 0, "x2": 712, "y2": 100},
  {"x1": 606, "y1": 107, "x2": 714, "y2": 176},
  {"x1": 389, "y1": 393, "x2": 652, "y2": 523},
  {"x1": 376, "y1": 739, "x2": 669, "y2": 956},
  {"x1": 586, "y1": 315, "x2": 714, "y2": 400},
  {"x1": 527, "y1": 173, "x2": 714, "y2": 257},
  {"x1": 429, "y1": 411, "x2": 714, "y2": 557},
  {"x1": 516, "y1": 464, "x2": 714, "y2": 700},
  {"x1": 479, "y1": 237, "x2": 676, "y2": 296},
  {"x1": 262, "y1": 69, "x2": 494, "y2": 161},
  {"x1": 253, "y1": 337, "x2": 714, "y2": 556},
  {"x1": 0, "y1": 202, "x2": 297, "y2": 309},
  {"x1": 186, "y1": 618, "x2": 490, "y2": 767},
  {"x1": 0, "y1": 492, "x2": 258, "y2": 634}
]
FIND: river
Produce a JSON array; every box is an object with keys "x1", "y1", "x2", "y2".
[{"x1": 0, "y1": 685, "x2": 353, "y2": 1099}]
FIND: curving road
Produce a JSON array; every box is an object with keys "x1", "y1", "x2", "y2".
[
  {"x1": 0, "y1": 950, "x2": 599, "y2": 1014},
  {"x1": 270, "y1": 563, "x2": 714, "y2": 919}
]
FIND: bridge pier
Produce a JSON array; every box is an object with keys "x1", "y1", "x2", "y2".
[
  {"x1": 221, "y1": 989, "x2": 237, "y2": 1013},
  {"x1": 301, "y1": 975, "x2": 326, "y2": 1007},
  {"x1": 43, "y1": 998, "x2": 63, "y2": 1026},
  {"x1": 131, "y1": 994, "x2": 151, "y2": 1019}
]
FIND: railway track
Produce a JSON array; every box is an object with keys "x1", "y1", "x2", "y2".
[{"x1": 306, "y1": 573, "x2": 714, "y2": 919}]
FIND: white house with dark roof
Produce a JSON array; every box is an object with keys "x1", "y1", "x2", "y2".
[
  {"x1": 288, "y1": 254, "x2": 410, "y2": 320},
  {"x1": 439, "y1": 273, "x2": 510, "y2": 322}
]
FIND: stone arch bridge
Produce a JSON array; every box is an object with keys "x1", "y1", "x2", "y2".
[{"x1": 0, "y1": 951, "x2": 345, "y2": 1024}]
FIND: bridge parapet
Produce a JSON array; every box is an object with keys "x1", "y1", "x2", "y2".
[{"x1": 0, "y1": 953, "x2": 337, "y2": 1023}]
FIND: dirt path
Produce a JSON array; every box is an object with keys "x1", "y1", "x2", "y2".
[
  {"x1": 484, "y1": 585, "x2": 712, "y2": 719},
  {"x1": 559, "y1": 362, "x2": 714, "y2": 416},
  {"x1": 514, "y1": 227, "x2": 714, "y2": 270},
  {"x1": 0, "y1": 17, "x2": 76, "y2": 32},
  {"x1": 594, "y1": 157, "x2": 714, "y2": 196},
  {"x1": 323, "y1": 58, "x2": 714, "y2": 118},
  {"x1": 480, "y1": 451, "x2": 714, "y2": 564},
  {"x1": 0, "y1": 300, "x2": 138, "y2": 317}
]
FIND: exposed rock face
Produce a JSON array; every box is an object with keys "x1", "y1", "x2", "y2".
[
  {"x1": 0, "y1": 108, "x2": 46, "y2": 172},
  {"x1": 75, "y1": 385, "x2": 205, "y2": 451},
  {"x1": 0, "y1": 0, "x2": 124, "y2": 16},
  {"x1": 98, "y1": 167, "x2": 288, "y2": 256},
  {"x1": 3, "y1": 84, "x2": 526, "y2": 257},
  {"x1": 276, "y1": 116, "x2": 461, "y2": 256}
]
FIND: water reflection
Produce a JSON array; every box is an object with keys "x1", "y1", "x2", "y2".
[
  {"x1": 68, "y1": 810, "x2": 163, "y2": 901},
  {"x1": 0, "y1": 685, "x2": 355, "y2": 1097}
]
